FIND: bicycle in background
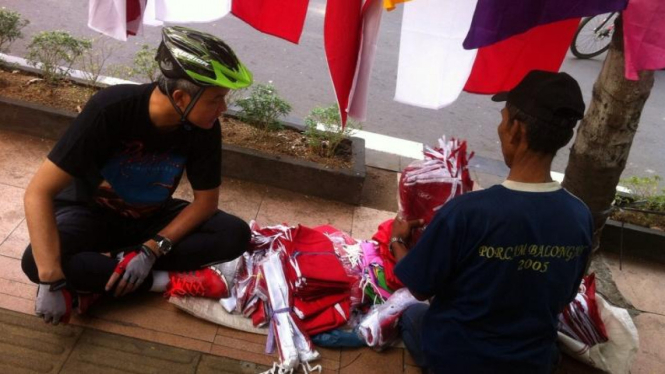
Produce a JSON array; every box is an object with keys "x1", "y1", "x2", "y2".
[{"x1": 570, "y1": 12, "x2": 619, "y2": 59}]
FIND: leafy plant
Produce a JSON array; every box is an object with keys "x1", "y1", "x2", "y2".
[
  {"x1": 130, "y1": 44, "x2": 159, "y2": 82},
  {"x1": 79, "y1": 37, "x2": 120, "y2": 95},
  {"x1": 26, "y1": 30, "x2": 91, "y2": 85},
  {"x1": 304, "y1": 104, "x2": 360, "y2": 158},
  {"x1": 615, "y1": 175, "x2": 665, "y2": 212},
  {"x1": 235, "y1": 83, "x2": 291, "y2": 132},
  {"x1": 0, "y1": 7, "x2": 29, "y2": 55}
]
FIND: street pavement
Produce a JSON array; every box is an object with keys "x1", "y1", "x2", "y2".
[{"x1": 3, "y1": 0, "x2": 664, "y2": 179}]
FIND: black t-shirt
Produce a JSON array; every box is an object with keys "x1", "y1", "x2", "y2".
[{"x1": 48, "y1": 83, "x2": 221, "y2": 218}]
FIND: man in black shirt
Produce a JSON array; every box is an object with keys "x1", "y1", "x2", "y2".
[{"x1": 22, "y1": 27, "x2": 254, "y2": 325}]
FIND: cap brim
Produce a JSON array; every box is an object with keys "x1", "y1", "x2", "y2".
[{"x1": 491, "y1": 92, "x2": 508, "y2": 102}]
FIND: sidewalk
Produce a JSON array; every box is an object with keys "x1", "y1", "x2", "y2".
[{"x1": 0, "y1": 129, "x2": 663, "y2": 373}]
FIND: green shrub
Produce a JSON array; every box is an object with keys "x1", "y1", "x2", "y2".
[
  {"x1": 26, "y1": 30, "x2": 91, "y2": 85},
  {"x1": 616, "y1": 175, "x2": 665, "y2": 212},
  {"x1": 304, "y1": 104, "x2": 360, "y2": 158},
  {"x1": 130, "y1": 44, "x2": 159, "y2": 82},
  {"x1": 80, "y1": 37, "x2": 119, "y2": 91},
  {"x1": 235, "y1": 83, "x2": 291, "y2": 132},
  {"x1": 0, "y1": 7, "x2": 29, "y2": 54}
]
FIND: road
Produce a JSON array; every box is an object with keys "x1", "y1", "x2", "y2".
[{"x1": 3, "y1": 0, "x2": 664, "y2": 179}]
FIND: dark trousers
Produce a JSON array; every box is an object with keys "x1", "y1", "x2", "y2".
[{"x1": 21, "y1": 199, "x2": 250, "y2": 293}]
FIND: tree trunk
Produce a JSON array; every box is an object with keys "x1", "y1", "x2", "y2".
[{"x1": 562, "y1": 16, "x2": 655, "y2": 253}]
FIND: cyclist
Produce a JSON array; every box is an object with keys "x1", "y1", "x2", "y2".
[{"x1": 22, "y1": 26, "x2": 253, "y2": 325}]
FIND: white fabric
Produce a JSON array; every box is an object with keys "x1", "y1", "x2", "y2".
[
  {"x1": 170, "y1": 296, "x2": 269, "y2": 335},
  {"x1": 502, "y1": 180, "x2": 562, "y2": 192},
  {"x1": 142, "y1": 0, "x2": 164, "y2": 26},
  {"x1": 152, "y1": 0, "x2": 231, "y2": 23},
  {"x1": 347, "y1": 0, "x2": 384, "y2": 122},
  {"x1": 394, "y1": 0, "x2": 478, "y2": 109},
  {"x1": 88, "y1": 0, "x2": 142, "y2": 41},
  {"x1": 557, "y1": 294, "x2": 639, "y2": 374}
]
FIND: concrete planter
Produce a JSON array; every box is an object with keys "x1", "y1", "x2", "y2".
[
  {"x1": 600, "y1": 219, "x2": 665, "y2": 263},
  {"x1": 0, "y1": 95, "x2": 366, "y2": 205}
]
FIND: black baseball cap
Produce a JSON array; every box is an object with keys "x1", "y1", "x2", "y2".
[{"x1": 492, "y1": 70, "x2": 585, "y2": 127}]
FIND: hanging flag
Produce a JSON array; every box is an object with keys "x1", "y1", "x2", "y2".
[
  {"x1": 347, "y1": 0, "x2": 384, "y2": 122},
  {"x1": 463, "y1": 0, "x2": 628, "y2": 50},
  {"x1": 324, "y1": 0, "x2": 364, "y2": 127},
  {"x1": 88, "y1": 0, "x2": 146, "y2": 41},
  {"x1": 623, "y1": 0, "x2": 665, "y2": 80},
  {"x1": 151, "y1": 0, "x2": 231, "y2": 23},
  {"x1": 464, "y1": 19, "x2": 579, "y2": 94},
  {"x1": 232, "y1": 0, "x2": 310, "y2": 44},
  {"x1": 394, "y1": 0, "x2": 479, "y2": 109}
]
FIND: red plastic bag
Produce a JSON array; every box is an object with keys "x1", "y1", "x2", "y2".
[
  {"x1": 399, "y1": 136, "x2": 474, "y2": 246},
  {"x1": 558, "y1": 273, "x2": 609, "y2": 346}
]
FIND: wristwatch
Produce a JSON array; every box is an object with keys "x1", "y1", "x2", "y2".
[
  {"x1": 153, "y1": 234, "x2": 173, "y2": 255},
  {"x1": 388, "y1": 237, "x2": 406, "y2": 256}
]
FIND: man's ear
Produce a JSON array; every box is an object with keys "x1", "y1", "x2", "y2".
[
  {"x1": 508, "y1": 119, "x2": 523, "y2": 145},
  {"x1": 171, "y1": 89, "x2": 190, "y2": 108}
]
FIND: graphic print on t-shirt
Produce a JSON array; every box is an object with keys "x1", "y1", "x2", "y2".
[{"x1": 96, "y1": 140, "x2": 185, "y2": 217}]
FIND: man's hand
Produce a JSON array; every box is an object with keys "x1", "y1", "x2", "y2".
[
  {"x1": 35, "y1": 280, "x2": 72, "y2": 325},
  {"x1": 390, "y1": 215, "x2": 425, "y2": 244},
  {"x1": 106, "y1": 246, "x2": 156, "y2": 297}
]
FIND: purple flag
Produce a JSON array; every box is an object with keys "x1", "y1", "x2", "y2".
[{"x1": 463, "y1": 0, "x2": 628, "y2": 49}]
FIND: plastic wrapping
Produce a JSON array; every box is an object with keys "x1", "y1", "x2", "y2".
[
  {"x1": 357, "y1": 288, "x2": 426, "y2": 349},
  {"x1": 399, "y1": 136, "x2": 474, "y2": 246},
  {"x1": 558, "y1": 273, "x2": 609, "y2": 345}
]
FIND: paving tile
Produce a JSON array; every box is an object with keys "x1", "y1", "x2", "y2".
[
  {"x1": 216, "y1": 325, "x2": 267, "y2": 344},
  {"x1": 0, "y1": 292, "x2": 36, "y2": 315},
  {"x1": 210, "y1": 342, "x2": 277, "y2": 367},
  {"x1": 361, "y1": 167, "x2": 399, "y2": 212},
  {"x1": 87, "y1": 295, "x2": 219, "y2": 343},
  {"x1": 61, "y1": 329, "x2": 201, "y2": 373},
  {"x1": 339, "y1": 347, "x2": 404, "y2": 374},
  {"x1": 0, "y1": 218, "x2": 29, "y2": 259},
  {"x1": 603, "y1": 253, "x2": 665, "y2": 315},
  {"x1": 0, "y1": 130, "x2": 53, "y2": 189},
  {"x1": 0, "y1": 254, "x2": 32, "y2": 284},
  {"x1": 351, "y1": 206, "x2": 396, "y2": 240},
  {"x1": 0, "y1": 183, "x2": 26, "y2": 245},
  {"x1": 72, "y1": 315, "x2": 212, "y2": 354},
  {"x1": 256, "y1": 187, "x2": 354, "y2": 233},
  {"x1": 0, "y1": 308, "x2": 83, "y2": 374},
  {"x1": 631, "y1": 313, "x2": 665, "y2": 374},
  {"x1": 218, "y1": 178, "x2": 267, "y2": 223},
  {"x1": 0, "y1": 277, "x2": 36, "y2": 301},
  {"x1": 197, "y1": 354, "x2": 271, "y2": 374}
]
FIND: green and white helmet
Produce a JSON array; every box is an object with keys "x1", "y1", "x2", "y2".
[{"x1": 157, "y1": 26, "x2": 252, "y2": 89}]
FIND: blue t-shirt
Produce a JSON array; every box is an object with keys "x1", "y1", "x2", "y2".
[{"x1": 395, "y1": 182, "x2": 592, "y2": 374}]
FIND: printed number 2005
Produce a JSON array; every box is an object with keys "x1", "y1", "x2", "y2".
[{"x1": 518, "y1": 259, "x2": 549, "y2": 273}]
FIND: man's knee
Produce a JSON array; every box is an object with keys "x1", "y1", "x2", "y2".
[
  {"x1": 220, "y1": 213, "x2": 251, "y2": 258},
  {"x1": 21, "y1": 245, "x2": 40, "y2": 284}
]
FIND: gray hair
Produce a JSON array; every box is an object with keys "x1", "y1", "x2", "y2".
[{"x1": 156, "y1": 74, "x2": 202, "y2": 98}]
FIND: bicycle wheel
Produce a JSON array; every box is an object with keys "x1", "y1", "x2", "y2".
[{"x1": 570, "y1": 13, "x2": 618, "y2": 59}]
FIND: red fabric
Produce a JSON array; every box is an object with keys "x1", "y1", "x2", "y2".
[
  {"x1": 126, "y1": 0, "x2": 142, "y2": 36},
  {"x1": 324, "y1": 0, "x2": 363, "y2": 127},
  {"x1": 231, "y1": 0, "x2": 309, "y2": 44},
  {"x1": 371, "y1": 219, "x2": 404, "y2": 290},
  {"x1": 283, "y1": 225, "x2": 356, "y2": 299},
  {"x1": 298, "y1": 300, "x2": 351, "y2": 335},
  {"x1": 251, "y1": 300, "x2": 268, "y2": 327},
  {"x1": 464, "y1": 19, "x2": 579, "y2": 94},
  {"x1": 559, "y1": 273, "x2": 609, "y2": 345},
  {"x1": 293, "y1": 292, "x2": 350, "y2": 319}
]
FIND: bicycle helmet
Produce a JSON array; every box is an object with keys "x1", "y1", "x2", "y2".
[{"x1": 157, "y1": 26, "x2": 252, "y2": 89}]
